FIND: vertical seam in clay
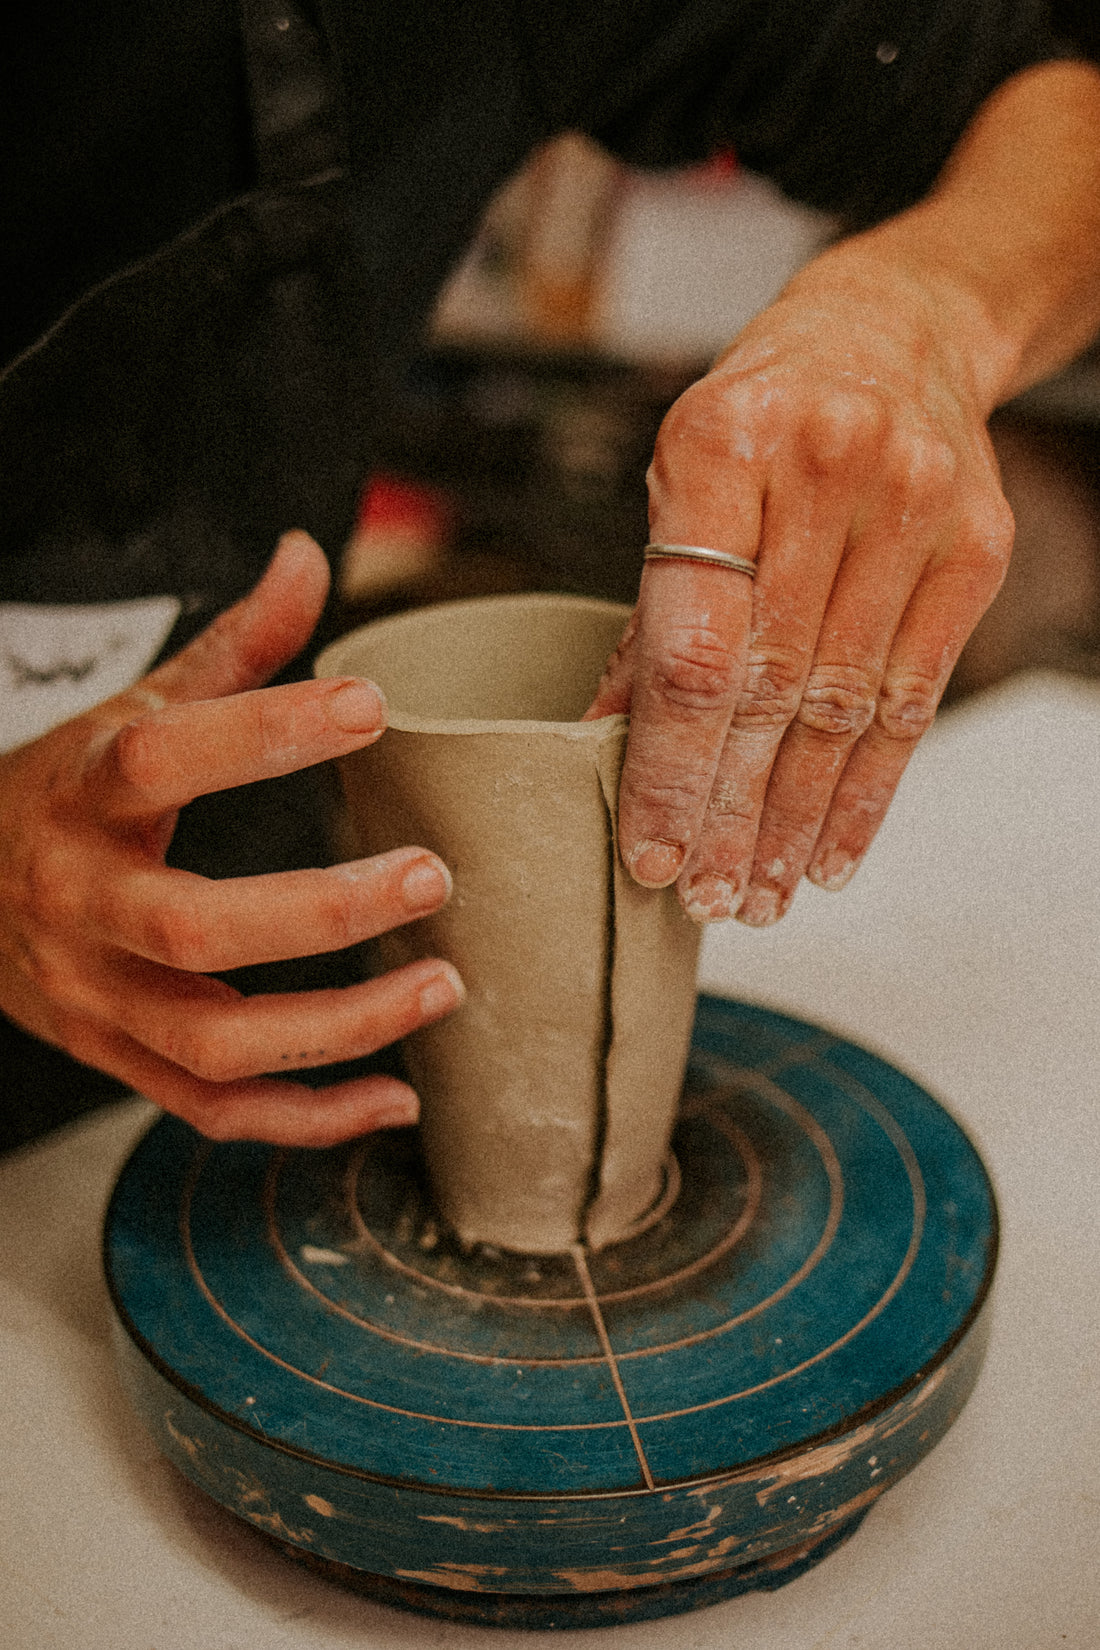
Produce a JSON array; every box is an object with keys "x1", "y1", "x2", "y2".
[{"x1": 578, "y1": 768, "x2": 617, "y2": 1246}]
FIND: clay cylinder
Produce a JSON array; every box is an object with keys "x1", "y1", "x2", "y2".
[{"x1": 316, "y1": 594, "x2": 700, "y2": 1253}]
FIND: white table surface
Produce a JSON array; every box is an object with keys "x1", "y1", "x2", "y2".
[{"x1": 2, "y1": 671, "x2": 1098, "y2": 1650}]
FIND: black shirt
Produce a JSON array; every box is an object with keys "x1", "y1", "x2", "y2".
[
  {"x1": 0, "y1": 0, "x2": 1069, "y2": 1146},
  {"x1": 1, "y1": 0, "x2": 1062, "y2": 369}
]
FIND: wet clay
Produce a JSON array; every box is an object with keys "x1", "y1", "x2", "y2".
[{"x1": 316, "y1": 595, "x2": 700, "y2": 1253}]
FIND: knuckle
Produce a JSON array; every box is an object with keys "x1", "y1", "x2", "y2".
[
  {"x1": 704, "y1": 774, "x2": 756, "y2": 822},
  {"x1": 627, "y1": 770, "x2": 710, "y2": 824},
  {"x1": 196, "y1": 1045, "x2": 249, "y2": 1086},
  {"x1": 649, "y1": 387, "x2": 727, "y2": 479},
  {"x1": 19, "y1": 842, "x2": 95, "y2": 953},
  {"x1": 650, "y1": 626, "x2": 739, "y2": 716},
  {"x1": 111, "y1": 717, "x2": 166, "y2": 797},
  {"x1": 734, "y1": 645, "x2": 806, "y2": 732},
  {"x1": 885, "y1": 426, "x2": 957, "y2": 505},
  {"x1": 876, "y1": 671, "x2": 940, "y2": 741},
  {"x1": 255, "y1": 690, "x2": 305, "y2": 767},
  {"x1": 796, "y1": 664, "x2": 879, "y2": 740},
  {"x1": 802, "y1": 390, "x2": 883, "y2": 471},
  {"x1": 755, "y1": 817, "x2": 821, "y2": 869},
  {"x1": 649, "y1": 372, "x2": 786, "y2": 485},
  {"x1": 956, "y1": 494, "x2": 1016, "y2": 581},
  {"x1": 166, "y1": 1024, "x2": 247, "y2": 1085},
  {"x1": 20, "y1": 942, "x2": 74, "y2": 1005},
  {"x1": 20, "y1": 844, "x2": 73, "y2": 929},
  {"x1": 189, "y1": 603, "x2": 247, "y2": 674},
  {"x1": 718, "y1": 373, "x2": 788, "y2": 433},
  {"x1": 140, "y1": 901, "x2": 215, "y2": 972},
  {"x1": 316, "y1": 880, "x2": 361, "y2": 951},
  {"x1": 987, "y1": 492, "x2": 1016, "y2": 553},
  {"x1": 661, "y1": 376, "x2": 748, "y2": 442}
]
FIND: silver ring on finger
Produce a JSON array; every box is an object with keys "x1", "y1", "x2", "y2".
[{"x1": 644, "y1": 543, "x2": 757, "y2": 577}]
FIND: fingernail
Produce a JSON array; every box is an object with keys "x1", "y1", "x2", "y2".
[
  {"x1": 328, "y1": 679, "x2": 385, "y2": 732},
  {"x1": 401, "y1": 857, "x2": 452, "y2": 913},
  {"x1": 737, "y1": 886, "x2": 783, "y2": 927},
  {"x1": 628, "y1": 840, "x2": 685, "y2": 887},
  {"x1": 682, "y1": 875, "x2": 740, "y2": 923},
  {"x1": 807, "y1": 853, "x2": 858, "y2": 891},
  {"x1": 419, "y1": 965, "x2": 465, "y2": 1020},
  {"x1": 371, "y1": 1095, "x2": 421, "y2": 1130}
]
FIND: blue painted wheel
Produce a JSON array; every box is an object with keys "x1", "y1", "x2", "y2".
[{"x1": 104, "y1": 997, "x2": 997, "y2": 1627}]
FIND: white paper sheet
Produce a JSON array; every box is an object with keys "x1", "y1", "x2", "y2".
[{"x1": 0, "y1": 598, "x2": 181, "y2": 753}]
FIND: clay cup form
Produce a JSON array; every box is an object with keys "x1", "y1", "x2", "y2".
[{"x1": 316, "y1": 595, "x2": 701, "y2": 1254}]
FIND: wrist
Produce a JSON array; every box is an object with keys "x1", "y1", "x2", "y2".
[
  {"x1": 846, "y1": 206, "x2": 1073, "y2": 411},
  {"x1": 767, "y1": 236, "x2": 1018, "y2": 419}
]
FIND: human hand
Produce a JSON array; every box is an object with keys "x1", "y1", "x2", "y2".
[
  {"x1": 0, "y1": 532, "x2": 464, "y2": 1144},
  {"x1": 586, "y1": 249, "x2": 1015, "y2": 924}
]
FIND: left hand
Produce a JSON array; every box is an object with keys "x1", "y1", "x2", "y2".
[
  {"x1": 0, "y1": 533, "x2": 464, "y2": 1146},
  {"x1": 586, "y1": 250, "x2": 1014, "y2": 923}
]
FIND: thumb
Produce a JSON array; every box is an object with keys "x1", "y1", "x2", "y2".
[{"x1": 146, "y1": 531, "x2": 332, "y2": 703}]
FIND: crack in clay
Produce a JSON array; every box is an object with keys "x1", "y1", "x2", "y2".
[{"x1": 578, "y1": 771, "x2": 618, "y2": 1246}]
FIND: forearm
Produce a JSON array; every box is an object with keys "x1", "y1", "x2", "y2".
[{"x1": 778, "y1": 58, "x2": 1100, "y2": 413}]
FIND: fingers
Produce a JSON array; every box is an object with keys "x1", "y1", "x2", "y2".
[
  {"x1": 613, "y1": 371, "x2": 876, "y2": 894},
  {"x1": 613, "y1": 558, "x2": 752, "y2": 887},
  {"x1": 723, "y1": 573, "x2": 905, "y2": 925},
  {"x1": 729, "y1": 502, "x2": 1009, "y2": 921},
  {"x1": 182, "y1": 1074, "x2": 422, "y2": 1148},
  {"x1": 93, "y1": 847, "x2": 453, "y2": 972},
  {"x1": 0, "y1": 526, "x2": 473, "y2": 1149},
  {"x1": 64, "y1": 1008, "x2": 427, "y2": 1147},
  {"x1": 71, "y1": 531, "x2": 337, "y2": 808},
  {"x1": 0, "y1": 952, "x2": 433, "y2": 1148},
  {"x1": 67, "y1": 950, "x2": 465, "y2": 1088},
  {"x1": 670, "y1": 428, "x2": 863, "y2": 920},
  {"x1": 806, "y1": 540, "x2": 1007, "y2": 892},
  {"x1": 99, "y1": 674, "x2": 388, "y2": 815},
  {"x1": 608, "y1": 375, "x2": 766, "y2": 879},
  {"x1": 148, "y1": 529, "x2": 331, "y2": 704},
  {"x1": 618, "y1": 347, "x2": 1013, "y2": 926}
]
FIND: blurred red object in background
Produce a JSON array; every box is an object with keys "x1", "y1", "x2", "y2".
[{"x1": 341, "y1": 471, "x2": 454, "y2": 603}]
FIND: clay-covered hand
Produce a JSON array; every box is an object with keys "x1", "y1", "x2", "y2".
[
  {"x1": 0, "y1": 532, "x2": 463, "y2": 1144},
  {"x1": 588, "y1": 58, "x2": 1100, "y2": 925},
  {"x1": 586, "y1": 253, "x2": 1013, "y2": 924}
]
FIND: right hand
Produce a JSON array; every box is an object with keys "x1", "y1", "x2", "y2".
[{"x1": 0, "y1": 532, "x2": 464, "y2": 1146}]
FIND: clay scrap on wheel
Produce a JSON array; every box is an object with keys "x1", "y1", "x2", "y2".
[{"x1": 317, "y1": 594, "x2": 701, "y2": 1253}]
